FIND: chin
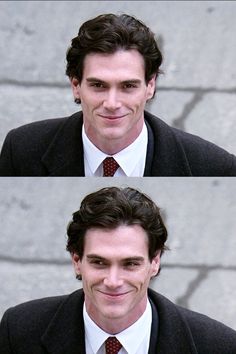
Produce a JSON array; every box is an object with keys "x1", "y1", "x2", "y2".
[
  {"x1": 101, "y1": 128, "x2": 125, "y2": 139},
  {"x1": 102, "y1": 308, "x2": 127, "y2": 320}
]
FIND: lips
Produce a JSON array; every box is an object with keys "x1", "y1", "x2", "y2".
[
  {"x1": 98, "y1": 290, "x2": 130, "y2": 298},
  {"x1": 98, "y1": 114, "x2": 127, "y2": 120},
  {"x1": 103, "y1": 292, "x2": 126, "y2": 297}
]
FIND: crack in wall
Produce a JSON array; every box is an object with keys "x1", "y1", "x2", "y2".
[
  {"x1": 158, "y1": 87, "x2": 236, "y2": 94},
  {"x1": 164, "y1": 263, "x2": 236, "y2": 271},
  {"x1": 175, "y1": 268, "x2": 209, "y2": 308},
  {"x1": 0, "y1": 255, "x2": 70, "y2": 266},
  {"x1": 172, "y1": 91, "x2": 204, "y2": 130},
  {"x1": 0, "y1": 79, "x2": 69, "y2": 88}
]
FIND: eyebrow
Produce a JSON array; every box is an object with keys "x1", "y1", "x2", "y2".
[
  {"x1": 86, "y1": 78, "x2": 142, "y2": 85},
  {"x1": 86, "y1": 254, "x2": 145, "y2": 262}
]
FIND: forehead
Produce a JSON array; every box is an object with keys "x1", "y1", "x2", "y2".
[
  {"x1": 83, "y1": 224, "x2": 149, "y2": 257},
  {"x1": 82, "y1": 49, "x2": 146, "y2": 81}
]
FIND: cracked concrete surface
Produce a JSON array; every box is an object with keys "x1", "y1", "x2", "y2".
[{"x1": 0, "y1": 0, "x2": 236, "y2": 333}]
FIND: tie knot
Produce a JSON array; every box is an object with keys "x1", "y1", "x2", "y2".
[
  {"x1": 103, "y1": 157, "x2": 119, "y2": 177},
  {"x1": 105, "y1": 336, "x2": 122, "y2": 354}
]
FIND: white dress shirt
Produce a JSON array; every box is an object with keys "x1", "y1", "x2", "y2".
[
  {"x1": 83, "y1": 300, "x2": 152, "y2": 354},
  {"x1": 82, "y1": 123, "x2": 148, "y2": 177}
]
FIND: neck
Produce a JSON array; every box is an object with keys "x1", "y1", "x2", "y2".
[
  {"x1": 95, "y1": 139, "x2": 132, "y2": 155},
  {"x1": 85, "y1": 297, "x2": 147, "y2": 334},
  {"x1": 84, "y1": 121, "x2": 144, "y2": 155}
]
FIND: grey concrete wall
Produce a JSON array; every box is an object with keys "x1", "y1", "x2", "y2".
[
  {"x1": 0, "y1": 1, "x2": 236, "y2": 154},
  {"x1": 0, "y1": 177, "x2": 236, "y2": 331}
]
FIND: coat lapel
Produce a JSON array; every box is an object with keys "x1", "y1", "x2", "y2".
[
  {"x1": 148, "y1": 289, "x2": 198, "y2": 354},
  {"x1": 148, "y1": 298, "x2": 159, "y2": 353},
  {"x1": 144, "y1": 120, "x2": 154, "y2": 176},
  {"x1": 144, "y1": 112, "x2": 193, "y2": 176},
  {"x1": 41, "y1": 112, "x2": 85, "y2": 176},
  {"x1": 41, "y1": 290, "x2": 86, "y2": 354}
]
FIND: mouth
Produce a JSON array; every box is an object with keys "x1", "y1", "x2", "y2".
[
  {"x1": 98, "y1": 290, "x2": 131, "y2": 299},
  {"x1": 98, "y1": 114, "x2": 127, "y2": 120}
]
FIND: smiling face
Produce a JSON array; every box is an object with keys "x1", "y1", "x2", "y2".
[
  {"x1": 72, "y1": 224, "x2": 160, "y2": 334},
  {"x1": 71, "y1": 50, "x2": 156, "y2": 155}
]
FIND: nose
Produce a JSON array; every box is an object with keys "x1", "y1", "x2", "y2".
[
  {"x1": 103, "y1": 267, "x2": 124, "y2": 288},
  {"x1": 103, "y1": 89, "x2": 122, "y2": 111}
]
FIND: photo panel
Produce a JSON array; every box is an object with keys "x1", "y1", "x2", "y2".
[{"x1": 0, "y1": 177, "x2": 235, "y2": 330}]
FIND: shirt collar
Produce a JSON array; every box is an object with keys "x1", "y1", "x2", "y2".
[
  {"x1": 114, "y1": 123, "x2": 147, "y2": 177},
  {"x1": 83, "y1": 299, "x2": 152, "y2": 354},
  {"x1": 82, "y1": 123, "x2": 148, "y2": 176},
  {"x1": 83, "y1": 304, "x2": 108, "y2": 353},
  {"x1": 82, "y1": 125, "x2": 107, "y2": 174}
]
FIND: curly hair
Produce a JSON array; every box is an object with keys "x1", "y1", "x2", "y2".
[
  {"x1": 66, "y1": 186, "x2": 168, "y2": 262},
  {"x1": 66, "y1": 13, "x2": 163, "y2": 84}
]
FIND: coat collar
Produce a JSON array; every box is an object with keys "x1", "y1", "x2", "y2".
[
  {"x1": 41, "y1": 290, "x2": 86, "y2": 354},
  {"x1": 41, "y1": 289, "x2": 198, "y2": 354}
]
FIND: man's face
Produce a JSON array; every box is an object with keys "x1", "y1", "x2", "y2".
[
  {"x1": 71, "y1": 50, "x2": 156, "y2": 154},
  {"x1": 72, "y1": 224, "x2": 160, "y2": 332}
]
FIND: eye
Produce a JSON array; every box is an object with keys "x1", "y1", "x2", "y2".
[
  {"x1": 123, "y1": 83, "x2": 137, "y2": 89},
  {"x1": 89, "y1": 82, "x2": 106, "y2": 89},
  {"x1": 94, "y1": 260, "x2": 104, "y2": 265},
  {"x1": 89, "y1": 259, "x2": 107, "y2": 267},
  {"x1": 124, "y1": 261, "x2": 140, "y2": 268},
  {"x1": 92, "y1": 260, "x2": 104, "y2": 265}
]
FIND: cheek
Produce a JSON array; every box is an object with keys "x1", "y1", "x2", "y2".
[
  {"x1": 81, "y1": 275, "x2": 94, "y2": 294},
  {"x1": 82, "y1": 268, "x2": 104, "y2": 285},
  {"x1": 129, "y1": 92, "x2": 150, "y2": 109},
  {"x1": 129, "y1": 269, "x2": 152, "y2": 286},
  {"x1": 81, "y1": 97, "x2": 95, "y2": 111},
  {"x1": 80, "y1": 89, "x2": 98, "y2": 107},
  {"x1": 84, "y1": 89, "x2": 106, "y2": 103}
]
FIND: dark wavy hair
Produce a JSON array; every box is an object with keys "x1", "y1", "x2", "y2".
[
  {"x1": 66, "y1": 187, "x2": 168, "y2": 262},
  {"x1": 66, "y1": 13, "x2": 163, "y2": 85}
]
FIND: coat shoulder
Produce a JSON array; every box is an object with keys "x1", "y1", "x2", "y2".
[
  {"x1": 145, "y1": 111, "x2": 236, "y2": 176},
  {"x1": 179, "y1": 305, "x2": 236, "y2": 353},
  {"x1": 0, "y1": 112, "x2": 83, "y2": 176},
  {"x1": 6, "y1": 111, "x2": 82, "y2": 144},
  {"x1": 2, "y1": 294, "x2": 69, "y2": 333},
  {"x1": 0, "y1": 290, "x2": 83, "y2": 352},
  {"x1": 148, "y1": 289, "x2": 236, "y2": 353}
]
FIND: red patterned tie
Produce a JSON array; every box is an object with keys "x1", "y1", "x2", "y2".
[
  {"x1": 105, "y1": 336, "x2": 122, "y2": 354},
  {"x1": 103, "y1": 157, "x2": 119, "y2": 176}
]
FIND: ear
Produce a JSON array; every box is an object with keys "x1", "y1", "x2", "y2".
[
  {"x1": 146, "y1": 75, "x2": 156, "y2": 100},
  {"x1": 71, "y1": 252, "x2": 82, "y2": 277},
  {"x1": 70, "y1": 77, "x2": 81, "y2": 101},
  {"x1": 150, "y1": 251, "x2": 161, "y2": 277}
]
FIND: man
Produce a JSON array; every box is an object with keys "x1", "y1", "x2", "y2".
[
  {"x1": 0, "y1": 14, "x2": 236, "y2": 176},
  {"x1": 1, "y1": 187, "x2": 236, "y2": 353}
]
